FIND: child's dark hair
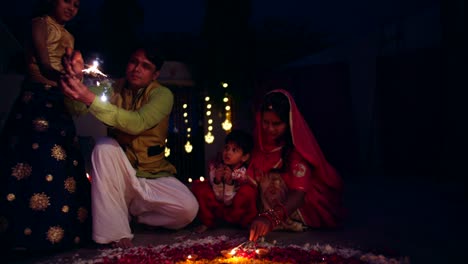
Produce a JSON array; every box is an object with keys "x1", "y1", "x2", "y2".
[{"x1": 225, "y1": 129, "x2": 253, "y2": 154}]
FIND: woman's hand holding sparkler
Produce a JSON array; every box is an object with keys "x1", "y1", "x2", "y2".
[{"x1": 60, "y1": 47, "x2": 96, "y2": 106}]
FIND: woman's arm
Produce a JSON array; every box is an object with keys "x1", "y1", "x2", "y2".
[
  {"x1": 31, "y1": 18, "x2": 61, "y2": 82},
  {"x1": 250, "y1": 152, "x2": 311, "y2": 241}
]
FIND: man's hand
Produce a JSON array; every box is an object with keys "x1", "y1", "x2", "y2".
[
  {"x1": 60, "y1": 48, "x2": 96, "y2": 105},
  {"x1": 59, "y1": 75, "x2": 95, "y2": 106}
]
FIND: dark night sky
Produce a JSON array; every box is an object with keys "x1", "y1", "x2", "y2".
[{"x1": 1, "y1": 0, "x2": 439, "y2": 35}]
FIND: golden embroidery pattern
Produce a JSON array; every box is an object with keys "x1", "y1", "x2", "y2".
[
  {"x1": 29, "y1": 193, "x2": 50, "y2": 211},
  {"x1": 33, "y1": 118, "x2": 49, "y2": 132},
  {"x1": 77, "y1": 207, "x2": 88, "y2": 223},
  {"x1": 46, "y1": 174, "x2": 54, "y2": 182},
  {"x1": 51, "y1": 144, "x2": 67, "y2": 161},
  {"x1": 62, "y1": 205, "x2": 70, "y2": 213},
  {"x1": 22, "y1": 91, "x2": 33, "y2": 103},
  {"x1": 11, "y1": 163, "x2": 32, "y2": 180},
  {"x1": 32, "y1": 143, "x2": 39, "y2": 150},
  {"x1": 24, "y1": 228, "x2": 32, "y2": 235},
  {"x1": 7, "y1": 193, "x2": 15, "y2": 202},
  {"x1": 64, "y1": 177, "x2": 76, "y2": 193},
  {"x1": 46, "y1": 226, "x2": 64, "y2": 244}
]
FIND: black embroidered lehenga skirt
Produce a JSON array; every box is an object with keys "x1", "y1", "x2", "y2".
[{"x1": 0, "y1": 82, "x2": 91, "y2": 252}]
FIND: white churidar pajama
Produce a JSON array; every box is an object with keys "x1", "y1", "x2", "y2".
[{"x1": 90, "y1": 137, "x2": 199, "y2": 244}]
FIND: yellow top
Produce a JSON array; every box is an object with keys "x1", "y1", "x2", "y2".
[{"x1": 26, "y1": 15, "x2": 74, "y2": 86}]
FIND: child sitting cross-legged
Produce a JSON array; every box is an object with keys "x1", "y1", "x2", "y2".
[{"x1": 191, "y1": 129, "x2": 258, "y2": 233}]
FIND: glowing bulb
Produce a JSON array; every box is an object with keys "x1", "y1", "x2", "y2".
[
  {"x1": 100, "y1": 94, "x2": 108, "y2": 102},
  {"x1": 205, "y1": 96, "x2": 210, "y2": 101},
  {"x1": 86, "y1": 173, "x2": 91, "y2": 182},
  {"x1": 183, "y1": 104, "x2": 187, "y2": 109},
  {"x1": 188, "y1": 178, "x2": 193, "y2": 183},
  {"x1": 165, "y1": 147, "x2": 171, "y2": 157},
  {"x1": 204, "y1": 132, "x2": 215, "y2": 144},
  {"x1": 222, "y1": 82, "x2": 229, "y2": 88},
  {"x1": 207, "y1": 104, "x2": 212, "y2": 109},
  {"x1": 208, "y1": 119, "x2": 213, "y2": 124},
  {"x1": 187, "y1": 128, "x2": 191, "y2": 132},
  {"x1": 222, "y1": 119, "x2": 232, "y2": 131},
  {"x1": 208, "y1": 126, "x2": 213, "y2": 131},
  {"x1": 199, "y1": 176, "x2": 205, "y2": 182},
  {"x1": 225, "y1": 105, "x2": 231, "y2": 111},
  {"x1": 183, "y1": 112, "x2": 188, "y2": 117},
  {"x1": 184, "y1": 141, "x2": 193, "y2": 153},
  {"x1": 206, "y1": 111, "x2": 211, "y2": 116}
]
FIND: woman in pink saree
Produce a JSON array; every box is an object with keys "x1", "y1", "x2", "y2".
[{"x1": 248, "y1": 89, "x2": 345, "y2": 241}]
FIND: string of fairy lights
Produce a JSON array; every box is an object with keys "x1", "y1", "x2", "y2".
[{"x1": 187, "y1": 81, "x2": 233, "y2": 184}]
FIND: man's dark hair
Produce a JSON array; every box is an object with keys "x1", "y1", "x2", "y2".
[
  {"x1": 135, "y1": 46, "x2": 165, "y2": 71},
  {"x1": 225, "y1": 129, "x2": 253, "y2": 154}
]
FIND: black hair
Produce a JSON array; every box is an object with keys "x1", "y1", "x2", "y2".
[
  {"x1": 260, "y1": 91, "x2": 293, "y2": 171},
  {"x1": 225, "y1": 129, "x2": 253, "y2": 155},
  {"x1": 31, "y1": 0, "x2": 54, "y2": 17},
  {"x1": 260, "y1": 91, "x2": 290, "y2": 123},
  {"x1": 134, "y1": 46, "x2": 165, "y2": 71}
]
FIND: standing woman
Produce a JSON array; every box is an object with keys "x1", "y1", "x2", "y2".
[
  {"x1": 248, "y1": 89, "x2": 344, "y2": 241},
  {"x1": 0, "y1": 0, "x2": 91, "y2": 252}
]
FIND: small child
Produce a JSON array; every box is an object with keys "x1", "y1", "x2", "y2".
[{"x1": 192, "y1": 129, "x2": 257, "y2": 233}]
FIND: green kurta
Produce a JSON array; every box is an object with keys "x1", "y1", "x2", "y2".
[{"x1": 66, "y1": 79, "x2": 176, "y2": 178}]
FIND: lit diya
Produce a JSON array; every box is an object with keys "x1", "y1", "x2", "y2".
[
  {"x1": 221, "y1": 248, "x2": 238, "y2": 258},
  {"x1": 255, "y1": 248, "x2": 269, "y2": 258},
  {"x1": 186, "y1": 254, "x2": 198, "y2": 261}
]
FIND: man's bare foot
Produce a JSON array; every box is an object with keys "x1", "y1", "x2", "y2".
[
  {"x1": 193, "y1": 225, "x2": 209, "y2": 233},
  {"x1": 112, "y1": 238, "x2": 133, "y2": 248}
]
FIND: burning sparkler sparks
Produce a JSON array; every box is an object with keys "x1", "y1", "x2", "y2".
[
  {"x1": 82, "y1": 60, "x2": 107, "y2": 77},
  {"x1": 82, "y1": 58, "x2": 112, "y2": 102}
]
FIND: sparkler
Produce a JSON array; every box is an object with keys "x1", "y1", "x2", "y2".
[
  {"x1": 82, "y1": 60, "x2": 107, "y2": 77},
  {"x1": 82, "y1": 59, "x2": 112, "y2": 102}
]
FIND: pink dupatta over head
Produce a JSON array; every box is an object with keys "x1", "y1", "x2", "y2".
[{"x1": 251, "y1": 89, "x2": 344, "y2": 227}]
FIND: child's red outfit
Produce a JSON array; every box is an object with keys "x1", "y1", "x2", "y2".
[{"x1": 192, "y1": 163, "x2": 257, "y2": 228}]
